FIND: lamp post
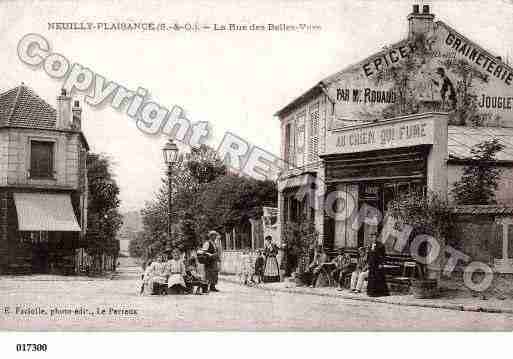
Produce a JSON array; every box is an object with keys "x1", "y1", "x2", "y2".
[{"x1": 162, "y1": 139, "x2": 179, "y2": 252}]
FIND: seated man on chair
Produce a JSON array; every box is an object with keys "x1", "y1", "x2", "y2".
[
  {"x1": 350, "y1": 246, "x2": 369, "y2": 294},
  {"x1": 306, "y1": 248, "x2": 329, "y2": 288},
  {"x1": 330, "y1": 249, "x2": 353, "y2": 291}
]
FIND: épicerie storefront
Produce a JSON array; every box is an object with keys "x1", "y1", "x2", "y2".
[{"x1": 276, "y1": 5, "x2": 513, "y2": 269}]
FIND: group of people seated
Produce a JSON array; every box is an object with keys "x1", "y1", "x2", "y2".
[
  {"x1": 141, "y1": 248, "x2": 208, "y2": 295},
  {"x1": 303, "y1": 231, "x2": 389, "y2": 297}
]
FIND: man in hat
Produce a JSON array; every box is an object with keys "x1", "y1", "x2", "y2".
[{"x1": 199, "y1": 231, "x2": 221, "y2": 292}]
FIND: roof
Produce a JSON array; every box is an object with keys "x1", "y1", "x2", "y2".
[
  {"x1": 274, "y1": 37, "x2": 409, "y2": 118},
  {"x1": 451, "y1": 205, "x2": 513, "y2": 216},
  {"x1": 448, "y1": 126, "x2": 513, "y2": 162},
  {"x1": 0, "y1": 84, "x2": 57, "y2": 129},
  {"x1": 0, "y1": 84, "x2": 90, "y2": 150},
  {"x1": 274, "y1": 84, "x2": 324, "y2": 118}
]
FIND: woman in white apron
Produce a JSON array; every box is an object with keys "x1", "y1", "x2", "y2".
[{"x1": 166, "y1": 249, "x2": 186, "y2": 294}]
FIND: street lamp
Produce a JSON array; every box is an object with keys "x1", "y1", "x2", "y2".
[{"x1": 162, "y1": 139, "x2": 179, "y2": 252}]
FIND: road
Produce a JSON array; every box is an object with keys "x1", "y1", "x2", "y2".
[{"x1": 1, "y1": 262, "x2": 513, "y2": 331}]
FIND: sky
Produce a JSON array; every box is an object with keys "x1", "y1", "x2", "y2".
[{"x1": 1, "y1": 0, "x2": 513, "y2": 212}]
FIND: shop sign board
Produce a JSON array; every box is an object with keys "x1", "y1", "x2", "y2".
[
  {"x1": 325, "y1": 115, "x2": 436, "y2": 154},
  {"x1": 326, "y1": 22, "x2": 513, "y2": 126}
]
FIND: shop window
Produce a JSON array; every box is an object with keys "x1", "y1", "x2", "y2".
[{"x1": 30, "y1": 141, "x2": 54, "y2": 178}]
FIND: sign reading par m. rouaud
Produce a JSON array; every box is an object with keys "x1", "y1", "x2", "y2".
[{"x1": 326, "y1": 115, "x2": 435, "y2": 154}]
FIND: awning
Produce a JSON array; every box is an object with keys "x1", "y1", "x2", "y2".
[{"x1": 13, "y1": 193, "x2": 81, "y2": 232}]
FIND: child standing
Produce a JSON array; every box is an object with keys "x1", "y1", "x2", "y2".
[
  {"x1": 253, "y1": 250, "x2": 265, "y2": 285},
  {"x1": 184, "y1": 257, "x2": 208, "y2": 294},
  {"x1": 239, "y1": 248, "x2": 252, "y2": 285}
]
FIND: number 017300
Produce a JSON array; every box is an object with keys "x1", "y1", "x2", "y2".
[{"x1": 16, "y1": 344, "x2": 48, "y2": 352}]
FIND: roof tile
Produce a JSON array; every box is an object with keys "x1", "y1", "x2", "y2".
[{"x1": 0, "y1": 84, "x2": 56, "y2": 130}]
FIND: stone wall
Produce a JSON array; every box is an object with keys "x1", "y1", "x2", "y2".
[
  {"x1": 0, "y1": 189, "x2": 8, "y2": 272},
  {"x1": 449, "y1": 213, "x2": 508, "y2": 273},
  {"x1": 220, "y1": 249, "x2": 283, "y2": 275},
  {"x1": 0, "y1": 128, "x2": 82, "y2": 190}
]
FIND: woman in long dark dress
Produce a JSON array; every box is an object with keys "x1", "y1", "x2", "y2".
[
  {"x1": 263, "y1": 236, "x2": 280, "y2": 283},
  {"x1": 366, "y1": 234, "x2": 389, "y2": 297}
]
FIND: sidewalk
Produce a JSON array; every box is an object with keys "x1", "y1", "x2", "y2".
[
  {"x1": 0, "y1": 273, "x2": 118, "y2": 282},
  {"x1": 220, "y1": 274, "x2": 513, "y2": 315}
]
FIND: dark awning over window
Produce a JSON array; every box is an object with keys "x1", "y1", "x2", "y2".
[{"x1": 13, "y1": 193, "x2": 81, "y2": 232}]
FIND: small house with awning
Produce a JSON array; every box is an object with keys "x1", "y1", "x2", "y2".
[{"x1": 0, "y1": 85, "x2": 88, "y2": 274}]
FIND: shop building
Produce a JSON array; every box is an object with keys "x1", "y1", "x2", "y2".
[
  {"x1": 0, "y1": 85, "x2": 89, "y2": 274},
  {"x1": 276, "y1": 5, "x2": 513, "y2": 271}
]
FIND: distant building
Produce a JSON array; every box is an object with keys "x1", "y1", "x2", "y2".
[{"x1": 0, "y1": 85, "x2": 89, "y2": 274}]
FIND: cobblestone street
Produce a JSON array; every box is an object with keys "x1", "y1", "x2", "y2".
[{"x1": 1, "y1": 263, "x2": 513, "y2": 331}]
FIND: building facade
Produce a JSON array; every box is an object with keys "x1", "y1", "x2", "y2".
[
  {"x1": 0, "y1": 85, "x2": 89, "y2": 274},
  {"x1": 276, "y1": 5, "x2": 513, "y2": 272}
]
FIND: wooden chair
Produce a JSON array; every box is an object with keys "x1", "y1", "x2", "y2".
[
  {"x1": 392, "y1": 261, "x2": 417, "y2": 287},
  {"x1": 314, "y1": 265, "x2": 333, "y2": 287}
]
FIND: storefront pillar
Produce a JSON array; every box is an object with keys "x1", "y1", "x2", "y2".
[
  {"x1": 315, "y1": 163, "x2": 325, "y2": 247},
  {"x1": 277, "y1": 188, "x2": 285, "y2": 246},
  {"x1": 426, "y1": 114, "x2": 449, "y2": 199}
]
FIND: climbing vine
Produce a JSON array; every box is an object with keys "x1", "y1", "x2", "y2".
[{"x1": 371, "y1": 33, "x2": 498, "y2": 126}]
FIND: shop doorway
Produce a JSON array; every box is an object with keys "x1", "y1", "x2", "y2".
[
  {"x1": 357, "y1": 180, "x2": 425, "y2": 249},
  {"x1": 31, "y1": 241, "x2": 49, "y2": 273}
]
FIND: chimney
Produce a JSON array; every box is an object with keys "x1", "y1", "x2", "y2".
[
  {"x1": 407, "y1": 4, "x2": 435, "y2": 39},
  {"x1": 72, "y1": 100, "x2": 82, "y2": 130},
  {"x1": 56, "y1": 88, "x2": 72, "y2": 129}
]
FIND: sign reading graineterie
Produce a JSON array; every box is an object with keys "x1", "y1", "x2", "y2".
[
  {"x1": 326, "y1": 22, "x2": 513, "y2": 126},
  {"x1": 326, "y1": 117, "x2": 435, "y2": 154}
]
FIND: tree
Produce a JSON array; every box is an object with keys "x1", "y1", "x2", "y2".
[
  {"x1": 451, "y1": 139, "x2": 505, "y2": 205},
  {"x1": 140, "y1": 144, "x2": 227, "y2": 255},
  {"x1": 388, "y1": 191, "x2": 453, "y2": 280},
  {"x1": 192, "y1": 175, "x2": 277, "y2": 238},
  {"x1": 85, "y1": 153, "x2": 123, "y2": 262},
  {"x1": 282, "y1": 219, "x2": 317, "y2": 276},
  {"x1": 128, "y1": 231, "x2": 145, "y2": 258}
]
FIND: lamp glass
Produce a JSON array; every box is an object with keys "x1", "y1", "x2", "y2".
[{"x1": 162, "y1": 140, "x2": 179, "y2": 165}]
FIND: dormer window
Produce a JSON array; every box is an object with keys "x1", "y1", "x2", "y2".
[{"x1": 30, "y1": 140, "x2": 54, "y2": 178}]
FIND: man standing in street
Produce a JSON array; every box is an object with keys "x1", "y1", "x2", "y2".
[{"x1": 200, "y1": 231, "x2": 221, "y2": 292}]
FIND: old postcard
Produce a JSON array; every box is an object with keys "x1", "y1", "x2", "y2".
[{"x1": 1, "y1": 0, "x2": 513, "y2": 343}]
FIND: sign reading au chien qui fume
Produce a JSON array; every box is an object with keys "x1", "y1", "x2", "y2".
[{"x1": 326, "y1": 117, "x2": 435, "y2": 154}]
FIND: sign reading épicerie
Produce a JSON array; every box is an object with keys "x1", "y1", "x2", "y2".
[
  {"x1": 327, "y1": 116, "x2": 435, "y2": 154},
  {"x1": 326, "y1": 21, "x2": 513, "y2": 126}
]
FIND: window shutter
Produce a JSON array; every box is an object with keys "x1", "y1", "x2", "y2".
[
  {"x1": 284, "y1": 123, "x2": 291, "y2": 165},
  {"x1": 308, "y1": 103, "x2": 320, "y2": 163},
  {"x1": 492, "y1": 223, "x2": 503, "y2": 259},
  {"x1": 508, "y1": 224, "x2": 513, "y2": 259},
  {"x1": 289, "y1": 121, "x2": 296, "y2": 167}
]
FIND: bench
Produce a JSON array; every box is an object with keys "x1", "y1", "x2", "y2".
[{"x1": 323, "y1": 249, "x2": 419, "y2": 291}]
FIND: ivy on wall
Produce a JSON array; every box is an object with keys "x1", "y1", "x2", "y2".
[{"x1": 371, "y1": 34, "x2": 498, "y2": 126}]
